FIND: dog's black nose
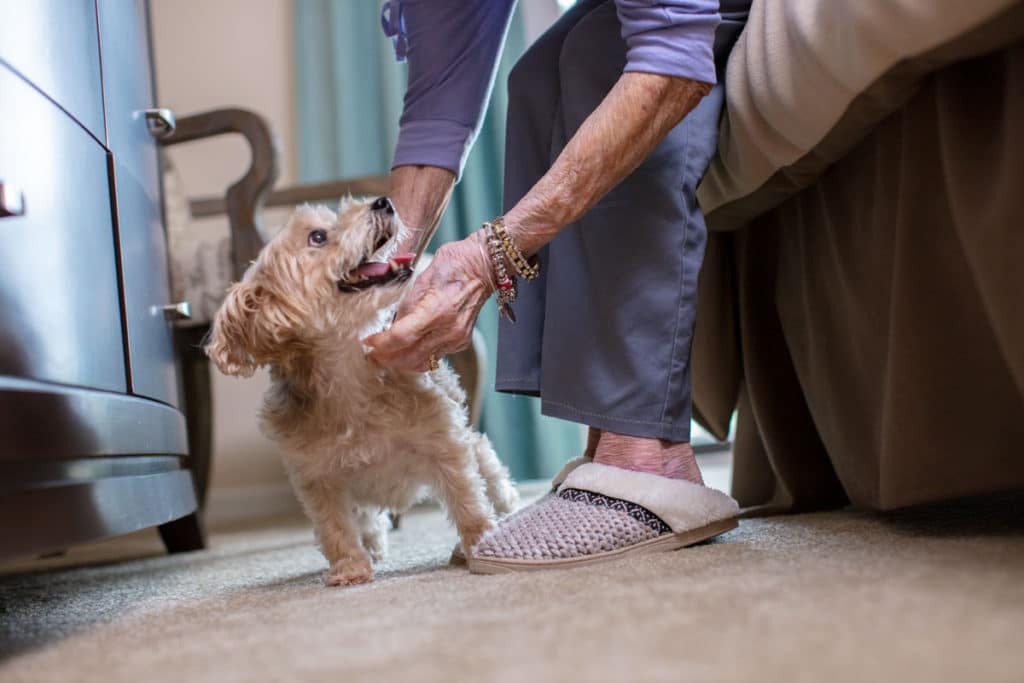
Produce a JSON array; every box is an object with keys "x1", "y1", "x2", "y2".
[{"x1": 372, "y1": 197, "x2": 394, "y2": 215}]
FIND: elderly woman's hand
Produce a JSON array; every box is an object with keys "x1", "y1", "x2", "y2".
[{"x1": 364, "y1": 232, "x2": 494, "y2": 372}]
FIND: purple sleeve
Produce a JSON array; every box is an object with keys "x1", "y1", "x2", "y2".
[
  {"x1": 385, "y1": 1, "x2": 719, "y2": 178},
  {"x1": 616, "y1": 0, "x2": 721, "y2": 84},
  {"x1": 383, "y1": 0, "x2": 516, "y2": 179}
]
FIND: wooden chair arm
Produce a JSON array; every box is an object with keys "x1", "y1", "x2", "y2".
[{"x1": 159, "y1": 108, "x2": 279, "y2": 281}]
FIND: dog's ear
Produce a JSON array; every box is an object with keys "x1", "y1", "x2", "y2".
[{"x1": 205, "y1": 281, "x2": 269, "y2": 377}]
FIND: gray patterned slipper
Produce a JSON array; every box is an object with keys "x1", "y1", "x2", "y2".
[
  {"x1": 449, "y1": 455, "x2": 592, "y2": 565},
  {"x1": 467, "y1": 462, "x2": 739, "y2": 574}
]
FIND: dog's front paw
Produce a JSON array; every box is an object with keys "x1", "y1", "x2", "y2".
[{"x1": 325, "y1": 556, "x2": 373, "y2": 587}]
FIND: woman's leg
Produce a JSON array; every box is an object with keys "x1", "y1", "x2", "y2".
[
  {"x1": 593, "y1": 434, "x2": 703, "y2": 484},
  {"x1": 496, "y1": 0, "x2": 602, "y2": 392},
  {"x1": 497, "y1": 2, "x2": 724, "y2": 485}
]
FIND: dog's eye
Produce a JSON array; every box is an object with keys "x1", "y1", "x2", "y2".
[{"x1": 307, "y1": 229, "x2": 328, "y2": 247}]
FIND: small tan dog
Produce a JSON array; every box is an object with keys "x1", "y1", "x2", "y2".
[{"x1": 206, "y1": 197, "x2": 518, "y2": 586}]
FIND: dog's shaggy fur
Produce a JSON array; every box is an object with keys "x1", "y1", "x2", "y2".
[{"x1": 206, "y1": 198, "x2": 518, "y2": 586}]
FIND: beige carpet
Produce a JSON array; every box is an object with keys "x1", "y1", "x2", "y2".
[{"x1": 1, "y1": 488, "x2": 1023, "y2": 683}]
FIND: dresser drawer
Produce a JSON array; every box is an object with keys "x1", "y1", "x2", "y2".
[
  {"x1": 0, "y1": 0, "x2": 105, "y2": 141},
  {"x1": 0, "y1": 64, "x2": 126, "y2": 392},
  {"x1": 100, "y1": 0, "x2": 180, "y2": 407}
]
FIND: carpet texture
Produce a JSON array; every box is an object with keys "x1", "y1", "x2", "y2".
[{"x1": 1, "y1": 491, "x2": 1023, "y2": 682}]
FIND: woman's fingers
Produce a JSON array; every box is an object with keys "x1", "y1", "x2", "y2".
[
  {"x1": 367, "y1": 302, "x2": 474, "y2": 371},
  {"x1": 366, "y1": 286, "x2": 452, "y2": 368},
  {"x1": 364, "y1": 234, "x2": 493, "y2": 371},
  {"x1": 363, "y1": 266, "x2": 437, "y2": 354},
  {"x1": 365, "y1": 307, "x2": 432, "y2": 360}
]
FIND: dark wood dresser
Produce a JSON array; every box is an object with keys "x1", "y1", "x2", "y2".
[{"x1": 0, "y1": 0, "x2": 202, "y2": 559}]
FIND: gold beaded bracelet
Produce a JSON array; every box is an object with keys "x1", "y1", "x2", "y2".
[
  {"x1": 483, "y1": 225, "x2": 518, "y2": 322},
  {"x1": 487, "y1": 216, "x2": 539, "y2": 281}
]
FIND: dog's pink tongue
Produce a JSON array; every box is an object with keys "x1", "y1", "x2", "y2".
[
  {"x1": 352, "y1": 262, "x2": 391, "y2": 278},
  {"x1": 350, "y1": 253, "x2": 416, "y2": 279}
]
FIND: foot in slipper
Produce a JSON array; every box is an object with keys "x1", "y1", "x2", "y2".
[{"x1": 467, "y1": 462, "x2": 739, "y2": 574}]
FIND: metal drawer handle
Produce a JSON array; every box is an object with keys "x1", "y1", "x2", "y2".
[
  {"x1": 144, "y1": 108, "x2": 177, "y2": 139},
  {"x1": 0, "y1": 182, "x2": 26, "y2": 218},
  {"x1": 160, "y1": 301, "x2": 192, "y2": 321}
]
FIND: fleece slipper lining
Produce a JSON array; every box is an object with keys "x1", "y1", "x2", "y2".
[{"x1": 557, "y1": 462, "x2": 739, "y2": 534}]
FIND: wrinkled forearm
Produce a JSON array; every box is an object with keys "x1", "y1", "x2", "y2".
[
  {"x1": 504, "y1": 72, "x2": 711, "y2": 256},
  {"x1": 389, "y1": 164, "x2": 456, "y2": 256}
]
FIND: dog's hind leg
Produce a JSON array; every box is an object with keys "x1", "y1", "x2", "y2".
[
  {"x1": 429, "y1": 436, "x2": 497, "y2": 551},
  {"x1": 356, "y1": 506, "x2": 389, "y2": 562},
  {"x1": 472, "y1": 433, "x2": 519, "y2": 516},
  {"x1": 293, "y1": 477, "x2": 372, "y2": 586}
]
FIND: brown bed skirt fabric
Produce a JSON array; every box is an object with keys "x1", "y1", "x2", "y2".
[{"x1": 693, "y1": 44, "x2": 1024, "y2": 512}]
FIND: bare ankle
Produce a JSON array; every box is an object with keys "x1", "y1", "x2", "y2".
[{"x1": 591, "y1": 430, "x2": 703, "y2": 485}]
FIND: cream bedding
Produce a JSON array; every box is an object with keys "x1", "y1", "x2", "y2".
[{"x1": 697, "y1": 0, "x2": 1024, "y2": 231}]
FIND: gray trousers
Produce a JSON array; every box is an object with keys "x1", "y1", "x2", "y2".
[{"x1": 495, "y1": 0, "x2": 728, "y2": 442}]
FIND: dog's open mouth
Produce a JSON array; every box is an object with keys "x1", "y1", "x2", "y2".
[{"x1": 337, "y1": 253, "x2": 416, "y2": 292}]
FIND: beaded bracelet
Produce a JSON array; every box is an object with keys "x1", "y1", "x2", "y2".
[
  {"x1": 483, "y1": 226, "x2": 518, "y2": 322},
  {"x1": 487, "y1": 216, "x2": 539, "y2": 281}
]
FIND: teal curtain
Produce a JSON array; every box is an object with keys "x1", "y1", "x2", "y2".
[{"x1": 294, "y1": 1, "x2": 583, "y2": 480}]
